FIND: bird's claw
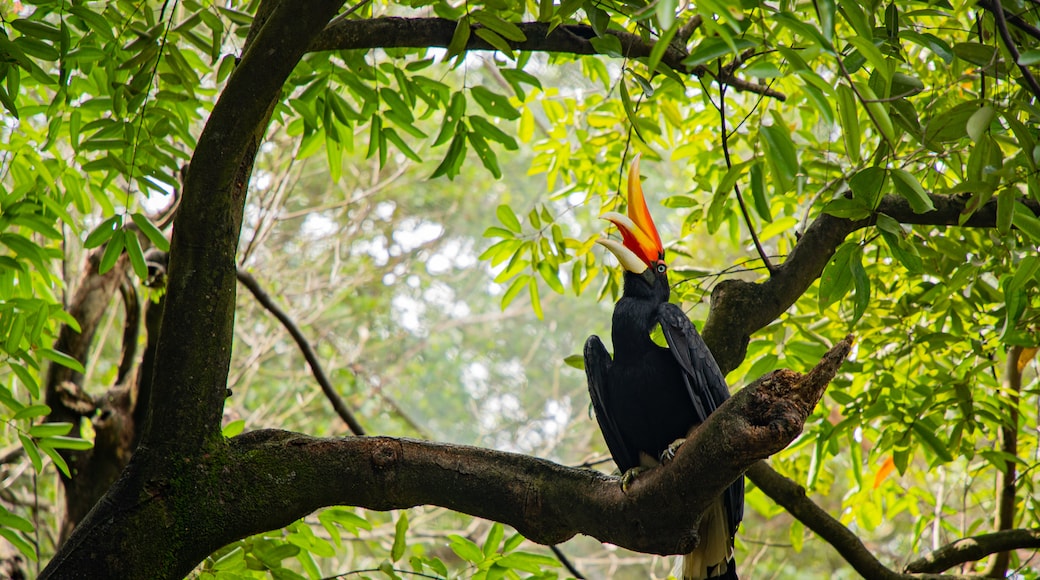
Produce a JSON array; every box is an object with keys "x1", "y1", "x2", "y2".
[
  {"x1": 620, "y1": 467, "x2": 647, "y2": 492},
  {"x1": 659, "y1": 438, "x2": 685, "y2": 465}
]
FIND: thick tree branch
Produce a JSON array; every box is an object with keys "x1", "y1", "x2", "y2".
[
  {"x1": 906, "y1": 529, "x2": 1040, "y2": 574},
  {"x1": 703, "y1": 194, "x2": 1040, "y2": 375},
  {"x1": 236, "y1": 268, "x2": 366, "y2": 436},
  {"x1": 309, "y1": 17, "x2": 786, "y2": 100},
  {"x1": 139, "y1": 0, "x2": 347, "y2": 457},
  {"x1": 40, "y1": 338, "x2": 849, "y2": 578}
]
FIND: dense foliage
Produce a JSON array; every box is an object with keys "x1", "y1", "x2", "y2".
[{"x1": 0, "y1": 0, "x2": 1038, "y2": 577}]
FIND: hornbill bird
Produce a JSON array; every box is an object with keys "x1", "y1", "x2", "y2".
[{"x1": 584, "y1": 156, "x2": 744, "y2": 580}]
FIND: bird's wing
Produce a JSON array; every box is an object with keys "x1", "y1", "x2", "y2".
[
  {"x1": 657, "y1": 302, "x2": 730, "y2": 422},
  {"x1": 657, "y1": 303, "x2": 744, "y2": 535},
  {"x1": 584, "y1": 335, "x2": 638, "y2": 471}
]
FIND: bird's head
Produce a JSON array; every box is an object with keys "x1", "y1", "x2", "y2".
[{"x1": 597, "y1": 155, "x2": 668, "y2": 294}]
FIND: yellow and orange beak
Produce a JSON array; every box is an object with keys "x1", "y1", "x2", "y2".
[{"x1": 596, "y1": 155, "x2": 664, "y2": 274}]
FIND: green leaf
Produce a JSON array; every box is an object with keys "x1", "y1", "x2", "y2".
[
  {"x1": 818, "y1": 241, "x2": 858, "y2": 310},
  {"x1": 0, "y1": 508, "x2": 34, "y2": 534},
  {"x1": 468, "y1": 116, "x2": 518, "y2": 150},
  {"x1": 1012, "y1": 202, "x2": 1040, "y2": 242},
  {"x1": 953, "y1": 42, "x2": 997, "y2": 67},
  {"x1": 382, "y1": 128, "x2": 423, "y2": 163},
  {"x1": 588, "y1": 34, "x2": 623, "y2": 58},
  {"x1": 470, "y1": 86, "x2": 519, "y2": 120},
  {"x1": 470, "y1": 11, "x2": 526, "y2": 42},
  {"x1": 1019, "y1": 49, "x2": 1040, "y2": 66},
  {"x1": 41, "y1": 445, "x2": 71, "y2": 477},
  {"x1": 222, "y1": 419, "x2": 245, "y2": 438},
  {"x1": 473, "y1": 28, "x2": 515, "y2": 59},
  {"x1": 467, "y1": 129, "x2": 502, "y2": 178},
  {"x1": 125, "y1": 232, "x2": 148, "y2": 280},
  {"x1": 647, "y1": 21, "x2": 680, "y2": 74},
  {"x1": 12, "y1": 404, "x2": 51, "y2": 421},
  {"x1": 38, "y1": 347, "x2": 85, "y2": 373},
  {"x1": 445, "y1": 18, "x2": 471, "y2": 60},
  {"x1": 501, "y1": 274, "x2": 530, "y2": 309},
  {"x1": 10, "y1": 363, "x2": 40, "y2": 399},
  {"x1": 911, "y1": 422, "x2": 953, "y2": 463},
  {"x1": 0, "y1": 528, "x2": 36, "y2": 563},
  {"x1": 966, "y1": 105, "x2": 994, "y2": 142},
  {"x1": 761, "y1": 122, "x2": 799, "y2": 187},
  {"x1": 890, "y1": 169, "x2": 934, "y2": 213},
  {"x1": 880, "y1": 230, "x2": 923, "y2": 274},
  {"x1": 483, "y1": 522, "x2": 504, "y2": 556},
  {"x1": 131, "y1": 212, "x2": 169, "y2": 251},
  {"x1": 498, "y1": 551, "x2": 560, "y2": 573},
  {"x1": 392, "y1": 511, "x2": 409, "y2": 562},
  {"x1": 98, "y1": 228, "x2": 125, "y2": 274},
  {"x1": 816, "y1": 0, "x2": 835, "y2": 41},
  {"x1": 656, "y1": 0, "x2": 677, "y2": 28},
  {"x1": 996, "y1": 188, "x2": 1014, "y2": 235},
  {"x1": 430, "y1": 130, "x2": 467, "y2": 180},
  {"x1": 836, "y1": 84, "x2": 860, "y2": 163},
  {"x1": 84, "y1": 215, "x2": 121, "y2": 248},
  {"x1": 19, "y1": 434, "x2": 42, "y2": 473},
  {"x1": 849, "y1": 167, "x2": 886, "y2": 209},
  {"x1": 537, "y1": 261, "x2": 565, "y2": 294},
  {"x1": 563, "y1": 354, "x2": 584, "y2": 370},
  {"x1": 497, "y1": 205, "x2": 522, "y2": 233},
  {"x1": 749, "y1": 163, "x2": 771, "y2": 220},
  {"x1": 449, "y1": 534, "x2": 484, "y2": 564},
  {"x1": 683, "y1": 38, "x2": 757, "y2": 67},
  {"x1": 850, "y1": 252, "x2": 870, "y2": 324},
  {"x1": 28, "y1": 423, "x2": 73, "y2": 438},
  {"x1": 38, "y1": 435, "x2": 93, "y2": 450},
  {"x1": 528, "y1": 277, "x2": 543, "y2": 320},
  {"x1": 856, "y1": 82, "x2": 896, "y2": 145}
]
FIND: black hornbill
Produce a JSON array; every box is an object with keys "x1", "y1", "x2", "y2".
[{"x1": 584, "y1": 156, "x2": 744, "y2": 580}]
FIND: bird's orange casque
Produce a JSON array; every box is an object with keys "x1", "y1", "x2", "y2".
[{"x1": 596, "y1": 155, "x2": 665, "y2": 272}]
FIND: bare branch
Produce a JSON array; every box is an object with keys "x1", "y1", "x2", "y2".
[
  {"x1": 236, "y1": 269, "x2": 366, "y2": 436},
  {"x1": 906, "y1": 529, "x2": 1040, "y2": 574}
]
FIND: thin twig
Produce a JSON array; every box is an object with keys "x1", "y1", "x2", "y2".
[
  {"x1": 717, "y1": 82, "x2": 774, "y2": 272},
  {"x1": 236, "y1": 269, "x2": 366, "y2": 436},
  {"x1": 550, "y1": 544, "x2": 586, "y2": 579}
]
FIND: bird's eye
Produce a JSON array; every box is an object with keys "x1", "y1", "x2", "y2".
[{"x1": 656, "y1": 264, "x2": 666, "y2": 273}]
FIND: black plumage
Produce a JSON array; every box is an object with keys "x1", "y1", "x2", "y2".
[{"x1": 584, "y1": 156, "x2": 743, "y2": 580}]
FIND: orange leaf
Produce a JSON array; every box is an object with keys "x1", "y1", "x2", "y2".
[
  {"x1": 1017, "y1": 347, "x2": 1039, "y2": 373},
  {"x1": 873, "y1": 456, "x2": 896, "y2": 490}
]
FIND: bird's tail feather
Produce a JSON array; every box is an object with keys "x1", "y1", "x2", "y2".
[{"x1": 678, "y1": 497, "x2": 736, "y2": 580}]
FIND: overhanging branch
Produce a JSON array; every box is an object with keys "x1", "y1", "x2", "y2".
[
  {"x1": 703, "y1": 193, "x2": 1040, "y2": 375},
  {"x1": 309, "y1": 17, "x2": 785, "y2": 100}
]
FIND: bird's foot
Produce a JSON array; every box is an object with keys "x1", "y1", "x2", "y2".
[
  {"x1": 620, "y1": 467, "x2": 648, "y2": 492},
  {"x1": 659, "y1": 438, "x2": 686, "y2": 465}
]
